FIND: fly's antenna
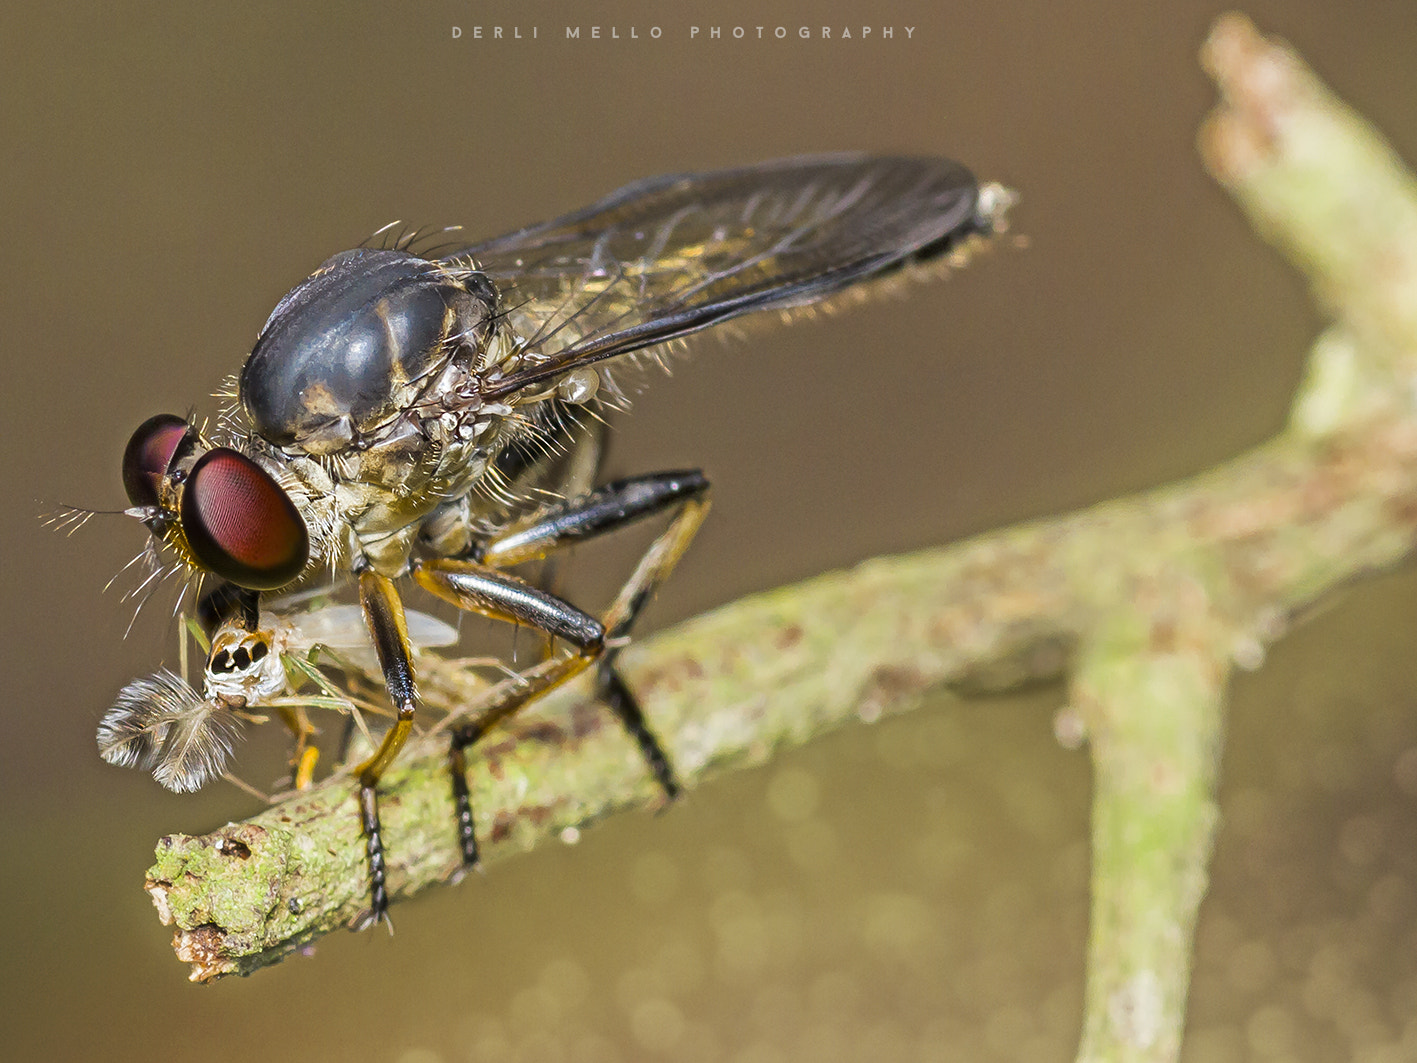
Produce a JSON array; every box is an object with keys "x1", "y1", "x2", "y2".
[{"x1": 41, "y1": 503, "x2": 110, "y2": 536}]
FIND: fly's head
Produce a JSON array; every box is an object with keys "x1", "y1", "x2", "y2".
[{"x1": 121, "y1": 414, "x2": 312, "y2": 593}]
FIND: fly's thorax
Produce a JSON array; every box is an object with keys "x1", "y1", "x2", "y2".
[
  {"x1": 405, "y1": 430, "x2": 520, "y2": 561},
  {"x1": 239, "y1": 249, "x2": 498, "y2": 458},
  {"x1": 419, "y1": 494, "x2": 476, "y2": 558},
  {"x1": 338, "y1": 434, "x2": 498, "y2": 576}
]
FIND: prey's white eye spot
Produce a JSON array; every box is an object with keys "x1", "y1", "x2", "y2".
[{"x1": 557, "y1": 368, "x2": 600, "y2": 405}]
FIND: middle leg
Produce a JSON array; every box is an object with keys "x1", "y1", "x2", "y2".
[{"x1": 428, "y1": 470, "x2": 711, "y2": 867}]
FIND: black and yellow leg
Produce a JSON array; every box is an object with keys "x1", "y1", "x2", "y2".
[
  {"x1": 352, "y1": 568, "x2": 419, "y2": 927},
  {"x1": 413, "y1": 558, "x2": 609, "y2": 868},
  {"x1": 610, "y1": 474, "x2": 715, "y2": 781},
  {"x1": 275, "y1": 705, "x2": 320, "y2": 791},
  {"x1": 588, "y1": 472, "x2": 711, "y2": 798},
  {"x1": 439, "y1": 470, "x2": 710, "y2": 865},
  {"x1": 594, "y1": 664, "x2": 679, "y2": 799},
  {"x1": 347, "y1": 470, "x2": 710, "y2": 906},
  {"x1": 495, "y1": 408, "x2": 608, "y2": 622},
  {"x1": 476, "y1": 471, "x2": 709, "y2": 572}
]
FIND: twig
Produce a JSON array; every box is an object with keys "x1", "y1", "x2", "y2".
[{"x1": 144, "y1": 20, "x2": 1417, "y2": 1063}]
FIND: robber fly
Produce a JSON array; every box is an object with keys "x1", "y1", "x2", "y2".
[{"x1": 108, "y1": 154, "x2": 1013, "y2": 926}]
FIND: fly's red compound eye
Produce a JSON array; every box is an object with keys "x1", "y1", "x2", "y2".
[
  {"x1": 122, "y1": 414, "x2": 192, "y2": 508},
  {"x1": 179, "y1": 448, "x2": 309, "y2": 590}
]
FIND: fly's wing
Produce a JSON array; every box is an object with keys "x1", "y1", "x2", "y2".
[{"x1": 439, "y1": 154, "x2": 988, "y2": 398}]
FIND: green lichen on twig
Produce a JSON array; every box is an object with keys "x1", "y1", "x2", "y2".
[{"x1": 146, "y1": 19, "x2": 1417, "y2": 1063}]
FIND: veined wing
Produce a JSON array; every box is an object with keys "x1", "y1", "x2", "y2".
[{"x1": 439, "y1": 154, "x2": 996, "y2": 399}]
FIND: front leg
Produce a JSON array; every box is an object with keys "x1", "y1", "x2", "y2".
[{"x1": 351, "y1": 566, "x2": 419, "y2": 929}]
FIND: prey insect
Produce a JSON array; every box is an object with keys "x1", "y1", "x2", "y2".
[
  {"x1": 99, "y1": 595, "x2": 461, "y2": 796},
  {"x1": 106, "y1": 154, "x2": 1013, "y2": 927}
]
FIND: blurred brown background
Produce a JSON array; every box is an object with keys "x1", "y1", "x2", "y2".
[{"x1": 4, "y1": 2, "x2": 1417, "y2": 1060}]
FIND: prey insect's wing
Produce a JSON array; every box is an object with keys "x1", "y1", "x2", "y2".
[
  {"x1": 275, "y1": 603, "x2": 460, "y2": 654},
  {"x1": 441, "y1": 154, "x2": 989, "y2": 398}
]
